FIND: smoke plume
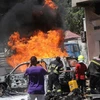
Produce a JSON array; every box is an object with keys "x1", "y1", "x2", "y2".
[{"x1": 0, "y1": 0, "x2": 62, "y2": 43}]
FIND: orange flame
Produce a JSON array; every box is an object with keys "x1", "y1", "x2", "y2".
[
  {"x1": 44, "y1": 0, "x2": 58, "y2": 9},
  {"x1": 7, "y1": 29, "x2": 68, "y2": 72}
]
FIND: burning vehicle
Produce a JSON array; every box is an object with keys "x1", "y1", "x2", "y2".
[
  {"x1": 0, "y1": 57, "x2": 71, "y2": 97},
  {"x1": 0, "y1": 0, "x2": 99, "y2": 99},
  {"x1": 0, "y1": 0, "x2": 71, "y2": 98}
]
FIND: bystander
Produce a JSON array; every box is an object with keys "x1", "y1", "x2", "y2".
[{"x1": 24, "y1": 56, "x2": 47, "y2": 100}]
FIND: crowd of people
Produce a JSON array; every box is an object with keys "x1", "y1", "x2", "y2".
[{"x1": 24, "y1": 55, "x2": 100, "y2": 100}]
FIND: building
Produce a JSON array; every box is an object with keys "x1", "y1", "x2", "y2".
[
  {"x1": 64, "y1": 30, "x2": 88, "y2": 63},
  {"x1": 72, "y1": 0, "x2": 100, "y2": 61},
  {"x1": 64, "y1": 30, "x2": 80, "y2": 41}
]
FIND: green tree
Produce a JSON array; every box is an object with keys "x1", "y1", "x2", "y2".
[{"x1": 55, "y1": 0, "x2": 84, "y2": 34}]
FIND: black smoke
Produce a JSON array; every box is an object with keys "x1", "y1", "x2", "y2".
[{"x1": 0, "y1": 0, "x2": 62, "y2": 43}]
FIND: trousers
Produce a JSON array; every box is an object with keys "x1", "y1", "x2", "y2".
[
  {"x1": 90, "y1": 75, "x2": 100, "y2": 90},
  {"x1": 77, "y1": 79, "x2": 86, "y2": 93},
  {"x1": 47, "y1": 73, "x2": 61, "y2": 92}
]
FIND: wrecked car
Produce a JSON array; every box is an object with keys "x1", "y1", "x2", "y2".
[{"x1": 0, "y1": 57, "x2": 71, "y2": 97}]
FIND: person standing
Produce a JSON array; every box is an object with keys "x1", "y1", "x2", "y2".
[
  {"x1": 47, "y1": 56, "x2": 64, "y2": 95},
  {"x1": 69, "y1": 59, "x2": 78, "y2": 79},
  {"x1": 87, "y1": 55, "x2": 100, "y2": 94},
  {"x1": 75, "y1": 55, "x2": 87, "y2": 94},
  {"x1": 24, "y1": 56, "x2": 47, "y2": 100}
]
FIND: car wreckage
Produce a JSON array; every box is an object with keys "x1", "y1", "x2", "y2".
[
  {"x1": 0, "y1": 57, "x2": 72, "y2": 97},
  {"x1": 1, "y1": 57, "x2": 96, "y2": 100}
]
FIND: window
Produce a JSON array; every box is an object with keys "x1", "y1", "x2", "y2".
[
  {"x1": 70, "y1": 45, "x2": 74, "y2": 52},
  {"x1": 73, "y1": 44, "x2": 79, "y2": 52},
  {"x1": 65, "y1": 45, "x2": 70, "y2": 52}
]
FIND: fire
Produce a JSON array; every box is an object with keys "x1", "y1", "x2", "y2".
[
  {"x1": 44, "y1": 0, "x2": 58, "y2": 9},
  {"x1": 7, "y1": 30, "x2": 68, "y2": 71}
]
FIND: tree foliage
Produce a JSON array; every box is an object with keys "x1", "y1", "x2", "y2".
[{"x1": 54, "y1": 0, "x2": 84, "y2": 34}]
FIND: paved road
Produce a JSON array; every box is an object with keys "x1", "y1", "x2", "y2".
[
  {"x1": 0, "y1": 94, "x2": 100, "y2": 100},
  {"x1": 0, "y1": 95, "x2": 28, "y2": 100}
]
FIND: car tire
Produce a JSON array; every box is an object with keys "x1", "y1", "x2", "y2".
[{"x1": 0, "y1": 84, "x2": 5, "y2": 97}]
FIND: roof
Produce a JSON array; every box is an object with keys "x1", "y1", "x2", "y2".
[
  {"x1": 64, "y1": 42, "x2": 78, "y2": 45},
  {"x1": 72, "y1": 0, "x2": 100, "y2": 7},
  {"x1": 64, "y1": 30, "x2": 80, "y2": 40}
]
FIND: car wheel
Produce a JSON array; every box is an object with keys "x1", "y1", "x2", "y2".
[{"x1": 0, "y1": 84, "x2": 5, "y2": 97}]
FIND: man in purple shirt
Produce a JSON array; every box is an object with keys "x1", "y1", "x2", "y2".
[{"x1": 25, "y1": 56, "x2": 47, "y2": 100}]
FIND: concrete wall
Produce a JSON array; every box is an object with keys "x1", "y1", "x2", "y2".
[
  {"x1": 72, "y1": 0, "x2": 88, "y2": 7},
  {"x1": 85, "y1": 7, "x2": 100, "y2": 61},
  {"x1": 72, "y1": 0, "x2": 100, "y2": 62},
  {"x1": 85, "y1": 7, "x2": 95, "y2": 61},
  {"x1": 72, "y1": 0, "x2": 100, "y2": 7},
  {"x1": 77, "y1": 38, "x2": 88, "y2": 64}
]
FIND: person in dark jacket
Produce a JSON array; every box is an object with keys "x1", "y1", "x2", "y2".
[
  {"x1": 87, "y1": 55, "x2": 100, "y2": 94},
  {"x1": 47, "y1": 56, "x2": 64, "y2": 95}
]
